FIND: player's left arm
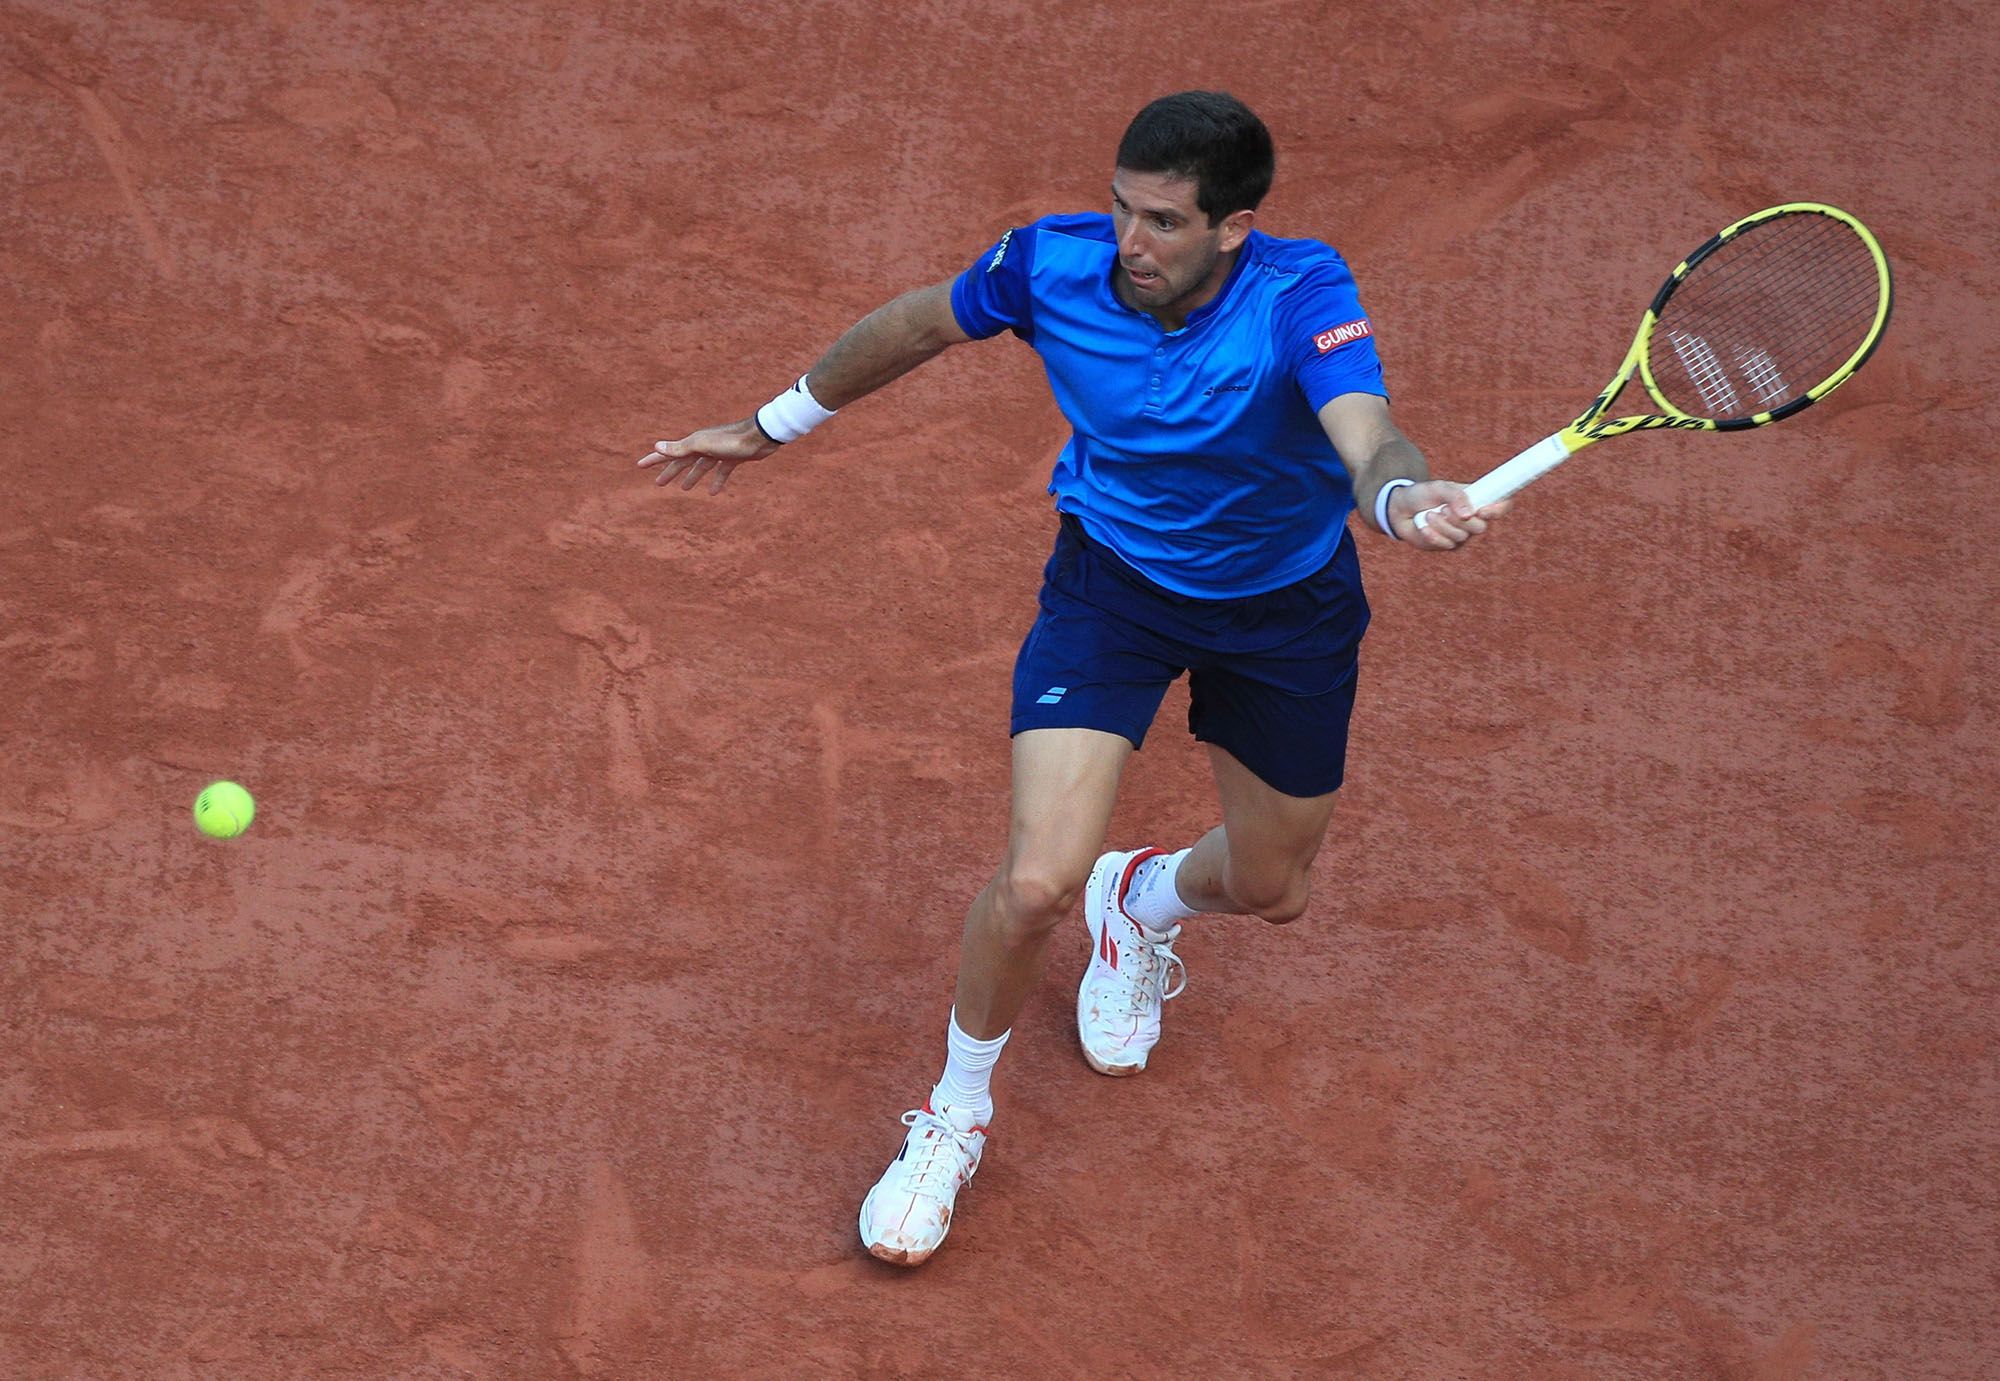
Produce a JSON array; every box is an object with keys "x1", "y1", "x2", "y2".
[{"x1": 1317, "y1": 392, "x2": 1508, "y2": 550}]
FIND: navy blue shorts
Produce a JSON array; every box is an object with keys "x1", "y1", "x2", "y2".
[{"x1": 1010, "y1": 514, "x2": 1370, "y2": 798}]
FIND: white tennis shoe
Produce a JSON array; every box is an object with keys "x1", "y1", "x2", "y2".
[
  {"x1": 1078, "y1": 847, "x2": 1187, "y2": 1076},
  {"x1": 858, "y1": 1098, "x2": 987, "y2": 1267}
]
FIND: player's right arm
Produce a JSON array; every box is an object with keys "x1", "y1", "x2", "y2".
[{"x1": 639, "y1": 279, "x2": 971, "y2": 495}]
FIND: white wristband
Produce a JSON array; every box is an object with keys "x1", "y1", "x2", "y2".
[
  {"x1": 754, "y1": 374, "x2": 837, "y2": 444},
  {"x1": 1374, "y1": 477, "x2": 1416, "y2": 539}
]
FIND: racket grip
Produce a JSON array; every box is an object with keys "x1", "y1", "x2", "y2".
[{"x1": 1412, "y1": 432, "x2": 1575, "y2": 532}]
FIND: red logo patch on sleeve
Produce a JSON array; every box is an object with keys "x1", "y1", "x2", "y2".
[{"x1": 1313, "y1": 319, "x2": 1373, "y2": 353}]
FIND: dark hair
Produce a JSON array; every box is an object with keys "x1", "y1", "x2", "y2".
[{"x1": 1116, "y1": 91, "x2": 1275, "y2": 225}]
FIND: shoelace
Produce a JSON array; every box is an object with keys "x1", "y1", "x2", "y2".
[
  {"x1": 1111, "y1": 923, "x2": 1187, "y2": 1016},
  {"x1": 895, "y1": 1108, "x2": 980, "y2": 1199}
]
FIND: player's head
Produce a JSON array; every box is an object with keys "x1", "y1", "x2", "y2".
[
  {"x1": 1115, "y1": 91, "x2": 1274, "y2": 225},
  {"x1": 1111, "y1": 92, "x2": 1272, "y2": 316}
]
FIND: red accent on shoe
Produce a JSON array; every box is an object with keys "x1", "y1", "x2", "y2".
[{"x1": 1115, "y1": 847, "x2": 1170, "y2": 924}]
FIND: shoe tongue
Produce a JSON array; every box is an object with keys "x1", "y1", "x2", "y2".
[
  {"x1": 1138, "y1": 920, "x2": 1180, "y2": 944},
  {"x1": 933, "y1": 1101, "x2": 983, "y2": 1133}
]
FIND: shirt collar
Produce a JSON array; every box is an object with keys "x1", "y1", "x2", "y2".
[{"x1": 1183, "y1": 233, "x2": 1256, "y2": 329}]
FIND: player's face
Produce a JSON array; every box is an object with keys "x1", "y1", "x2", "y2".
[{"x1": 1110, "y1": 169, "x2": 1251, "y2": 321}]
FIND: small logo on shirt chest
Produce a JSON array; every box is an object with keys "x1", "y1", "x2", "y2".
[{"x1": 1203, "y1": 383, "x2": 1251, "y2": 397}]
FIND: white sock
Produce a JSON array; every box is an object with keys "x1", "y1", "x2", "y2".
[
  {"x1": 934, "y1": 1009, "x2": 1007, "y2": 1123},
  {"x1": 1125, "y1": 847, "x2": 1198, "y2": 932}
]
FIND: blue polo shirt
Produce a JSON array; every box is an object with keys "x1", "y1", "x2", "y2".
[{"x1": 951, "y1": 213, "x2": 1387, "y2": 598}]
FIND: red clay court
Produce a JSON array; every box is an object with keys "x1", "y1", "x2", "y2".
[{"x1": 3, "y1": 2, "x2": 1995, "y2": 1376}]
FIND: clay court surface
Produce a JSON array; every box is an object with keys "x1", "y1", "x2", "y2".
[{"x1": 3, "y1": 1, "x2": 1996, "y2": 1375}]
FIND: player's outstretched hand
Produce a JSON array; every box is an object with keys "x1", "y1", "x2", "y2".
[
  {"x1": 638, "y1": 419, "x2": 781, "y2": 494},
  {"x1": 1389, "y1": 480, "x2": 1510, "y2": 550}
]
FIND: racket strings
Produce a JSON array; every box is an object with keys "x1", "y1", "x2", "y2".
[{"x1": 1650, "y1": 213, "x2": 1883, "y2": 420}]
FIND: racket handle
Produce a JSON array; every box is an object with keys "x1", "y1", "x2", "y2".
[{"x1": 1412, "y1": 432, "x2": 1575, "y2": 532}]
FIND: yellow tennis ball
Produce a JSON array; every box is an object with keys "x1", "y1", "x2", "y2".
[{"x1": 193, "y1": 781, "x2": 255, "y2": 839}]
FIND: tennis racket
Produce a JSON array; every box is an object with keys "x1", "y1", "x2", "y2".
[{"x1": 1414, "y1": 202, "x2": 1893, "y2": 532}]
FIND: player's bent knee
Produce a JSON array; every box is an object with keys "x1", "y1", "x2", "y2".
[
  {"x1": 1230, "y1": 871, "x2": 1310, "y2": 925},
  {"x1": 1254, "y1": 890, "x2": 1310, "y2": 926},
  {"x1": 993, "y1": 861, "x2": 1088, "y2": 934}
]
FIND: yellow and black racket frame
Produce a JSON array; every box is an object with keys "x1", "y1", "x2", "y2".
[{"x1": 1574, "y1": 202, "x2": 1894, "y2": 441}]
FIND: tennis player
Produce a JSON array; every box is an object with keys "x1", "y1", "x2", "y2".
[{"x1": 641, "y1": 91, "x2": 1507, "y2": 1266}]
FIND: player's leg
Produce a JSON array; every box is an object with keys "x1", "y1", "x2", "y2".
[
  {"x1": 1124, "y1": 661, "x2": 1358, "y2": 931},
  {"x1": 1174, "y1": 742, "x2": 1340, "y2": 922},
  {"x1": 1125, "y1": 527, "x2": 1365, "y2": 930},
  {"x1": 860, "y1": 729, "x2": 1129, "y2": 1268},
  {"x1": 1076, "y1": 676, "x2": 1352, "y2": 1077},
  {"x1": 952, "y1": 727, "x2": 1134, "y2": 1041},
  {"x1": 862, "y1": 514, "x2": 1175, "y2": 1266},
  {"x1": 1079, "y1": 534, "x2": 1367, "y2": 1074}
]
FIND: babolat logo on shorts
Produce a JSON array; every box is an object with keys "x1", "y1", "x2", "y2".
[
  {"x1": 987, "y1": 227, "x2": 1016, "y2": 272},
  {"x1": 1313, "y1": 318, "x2": 1372, "y2": 352}
]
